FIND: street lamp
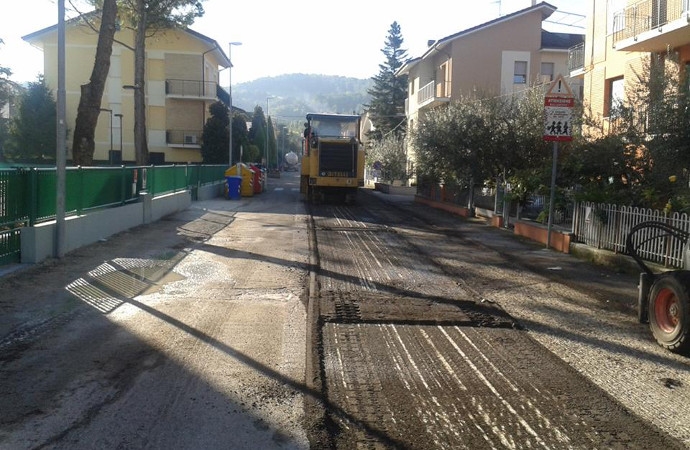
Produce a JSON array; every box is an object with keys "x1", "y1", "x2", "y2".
[
  {"x1": 281, "y1": 126, "x2": 287, "y2": 170},
  {"x1": 266, "y1": 95, "x2": 275, "y2": 169},
  {"x1": 115, "y1": 113, "x2": 123, "y2": 163},
  {"x1": 99, "y1": 108, "x2": 113, "y2": 163},
  {"x1": 228, "y1": 41, "x2": 242, "y2": 166}
]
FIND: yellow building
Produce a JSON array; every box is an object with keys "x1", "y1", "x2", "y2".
[
  {"x1": 23, "y1": 15, "x2": 230, "y2": 164},
  {"x1": 570, "y1": 0, "x2": 690, "y2": 135}
]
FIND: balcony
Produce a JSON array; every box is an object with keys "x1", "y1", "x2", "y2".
[
  {"x1": 417, "y1": 80, "x2": 451, "y2": 109},
  {"x1": 166, "y1": 129, "x2": 202, "y2": 148},
  {"x1": 568, "y1": 42, "x2": 585, "y2": 76},
  {"x1": 165, "y1": 79, "x2": 218, "y2": 100},
  {"x1": 613, "y1": 0, "x2": 690, "y2": 52}
]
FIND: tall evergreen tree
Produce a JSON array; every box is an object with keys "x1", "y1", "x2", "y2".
[
  {"x1": 8, "y1": 76, "x2": 57, "y2": 163},
  {"x1": 0, "y1": 38, "x2": 18, "y2": 160},
  {"x1": 249, "y1": 105, "x2": 267, "y2": 164},
  {"x1": 200, "y1": 101, "x2": 229, "y2": 164},
  {"x1": 366, "y1": 22, "x2": 408, "y2": 141},
  {"x1": 231, "y1": 113, "x2": 250, "y2": 164},
  {"x1": 267, "y1": 116, "x2": 277, "y2": 168},
  {"x1": 118, "y1": 0, "x2": 204, "y2": 165},
  {"x1": 0, "y1": 38, "x2": 13, "y2": 112}
]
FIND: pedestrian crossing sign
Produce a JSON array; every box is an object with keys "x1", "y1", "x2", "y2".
[{"x1": 544, "y1": 75, "x2": 574, "y2": 142}]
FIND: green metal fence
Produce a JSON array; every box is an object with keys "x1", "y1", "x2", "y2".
[
  {"x1": 0, "y1": 169, "x2": 29, "y2": 265},
  {"x1": 0, "y1": 164, "x2": 226, "y2": 265}
]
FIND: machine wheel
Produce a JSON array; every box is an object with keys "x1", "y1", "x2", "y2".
[{"x1": 648, "y1": 271, "x2": 690, "y2": 354}]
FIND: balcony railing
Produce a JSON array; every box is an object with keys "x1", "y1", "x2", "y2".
[
  {"x1": 417, "y1": 80, "x2": 450, "y2": 109},
  {"x1": 166, "y1": 129, "x2": 203, "y2": 147},
  {"x1": 568, "y1": 42, "x2": 585, "y2": 73},
  {"x1": 613, "y1": 0, "x2": 689, "y2": 44},
  {"x1": 165, "y1": 79, "x2": 218, "y2": 99}
]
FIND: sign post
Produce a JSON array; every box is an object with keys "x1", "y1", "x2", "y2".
[{"x1": 543, "y1": 74, "x2": 574, "y2": 249}]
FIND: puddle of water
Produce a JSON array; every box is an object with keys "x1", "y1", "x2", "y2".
[{"x1": 141, "y1": 271, "x2": 186, "y2": 295}]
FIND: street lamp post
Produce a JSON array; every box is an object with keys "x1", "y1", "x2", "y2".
[
  {"x1": 228, "y1": 41, "x2": 242, "y2": 166},
  {"x1": 276, "y1": 127, "x2": 287, "y2": 168},
  {"x1": 56, "y1": 0, "x2": 66, "y2": 258},
  {"x1": 266, "y1": 96, "x2": 274, "y2": 169},
  {"x1": 115, "y1": 113, "x2": 123, "y2": 162},
  {"x1": 100, "y1": 108, "x2": 113, "y2": 164}
]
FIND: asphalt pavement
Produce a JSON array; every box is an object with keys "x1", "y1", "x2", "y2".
[
  {"x1": 368, "y1": 189, "x2": 642, "y2": 313},
  {"x1": 2, "y1": 182, "x2": 690, "y2": 446}
]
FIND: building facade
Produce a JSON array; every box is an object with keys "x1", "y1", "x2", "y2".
[
  {"x1": 23, "y1": 17, "x2": 230, "y2": 165},
  {"x1": 397, "y1": 2, "x2": 584, "y2": 180},
  {"x1": 571, "y1": 0, "x2": 690, "y2": 135}
]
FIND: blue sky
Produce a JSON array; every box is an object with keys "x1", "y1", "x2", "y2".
[{"x1": 0, "y1": 0, "x2": 587, "y2": 85}]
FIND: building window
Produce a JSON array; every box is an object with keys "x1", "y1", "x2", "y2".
[
  {"x1": 541, "y1": 62, "x2": 555, "y2": 82},
  {"x1": 410, "y1": 80, "x2": 415, "y2": 95},
  {"x1": 607, "y1": 77, "x2": 625, "y2": 117},
  {"x1": 651, "y1": 0, "x2": 668, "y2": 28},
  {"x1": 514, "y1": 61, "x2": 527, "y2": 84}
]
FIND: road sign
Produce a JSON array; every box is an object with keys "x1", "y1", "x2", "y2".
[
  {"x1": 543, "y1": 74, "x2": 575, "y2": 248},
  {"x1": 545, "y1": 73, "x2": 574, "y2": 97},
  {"x1": 543, "y1": 74, "x2": 574, "y2": 142},
  {"x1": 544, "y1": 96, "x2": 574, "y2": 141}
]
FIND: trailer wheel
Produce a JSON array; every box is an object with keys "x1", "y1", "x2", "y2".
[{"x1": 648, "y1": 271, "x2": 690, "y2": 354}]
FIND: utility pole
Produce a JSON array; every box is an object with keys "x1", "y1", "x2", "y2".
[
  {"x1": 228, "y1": 42, "x2": 242, "y2": 165},
  {"x1": 56, "y1": 0, "x2": 66, "y2": 258}
]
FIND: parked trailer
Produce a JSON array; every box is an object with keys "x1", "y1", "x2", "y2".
[
  {"x1": 300, "y1": 113, "x2": 364, "y2": 204},
  {"x1": 626, "y1": 221, "x2": 690, "y2": 354}
]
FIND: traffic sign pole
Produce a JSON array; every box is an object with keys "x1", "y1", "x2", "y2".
[
  {"x1": 546, "y1": 141, "x2": 558, "y2": 249},
  {"x1": 543, "y1": 74, "x2": 574, "y2": 250}
]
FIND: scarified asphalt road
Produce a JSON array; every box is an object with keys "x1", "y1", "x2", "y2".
[
  {"x1": 309, "y1": 196, "x2": 689, "y2": 448},
  {"x1": 0, "y1": 172, "x2": 689, "y2": 449}
]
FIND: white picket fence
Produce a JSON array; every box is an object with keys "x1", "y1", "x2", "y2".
[{"x1": 572, "y1": 202, "x2": 690, "y2": 268}]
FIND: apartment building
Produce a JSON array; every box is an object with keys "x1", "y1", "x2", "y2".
[
  {"x1": 397, "y1": 2, "x2": 583, "y2": 179},
  {"x1": 570, "y1": 0, "x2": 690, "y2": 135},
  {"x1": 23, "y1": 16, "x2": 230, "y2": 164}
]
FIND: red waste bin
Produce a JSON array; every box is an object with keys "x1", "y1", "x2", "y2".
[
  {"x1": 249, "y1": 164, "x2": 265, "y2": 194},
  {"x1": 249, "y1": 164, "x2": 263, "y2": 194}
]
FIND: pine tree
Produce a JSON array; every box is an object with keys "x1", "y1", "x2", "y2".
[
  {"x1": 110, "y1": 0, "x2": 204, "y2": 165},
  {"x1": 366, "y1": 22, "x2": 408, "y2": 141}
]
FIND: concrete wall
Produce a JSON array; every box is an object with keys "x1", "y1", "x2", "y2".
[
  {"x1": 20, "y1": 190, "x2": 195, "y2": 264},
  {"x1": 374, "y1": 183, "x2": 416, "y2": 195},
  {"x1": 196, "y1": 182, "x2": 225, "y2": 201}
]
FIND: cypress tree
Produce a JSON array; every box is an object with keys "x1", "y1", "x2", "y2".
[
  {"x1": 200, "y1": 101, "x2": 229, "y2": 164},
  {"x1": 366, "y1": 22, "x2": 408, "y2": 141}
]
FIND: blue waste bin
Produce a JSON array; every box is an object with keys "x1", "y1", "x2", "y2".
[{"x1": 225, "y1": 176, "x2": 242, "y2": 200}]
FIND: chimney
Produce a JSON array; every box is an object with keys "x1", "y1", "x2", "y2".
[{"x1": 427, "y1": 40, "x2": 436, "y2": 47}]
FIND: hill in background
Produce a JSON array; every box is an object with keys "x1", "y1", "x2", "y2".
[{"x1": 230, "y1": 74, "x2": 373, "y2": 126}]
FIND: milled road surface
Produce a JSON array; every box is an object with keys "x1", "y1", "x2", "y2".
[
  {"x1": 309, "y1": 193, "x2": 689, "y2": 449},
  {"x1": 1, "y1": 173, "x2": 690, "y2": 449}
]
